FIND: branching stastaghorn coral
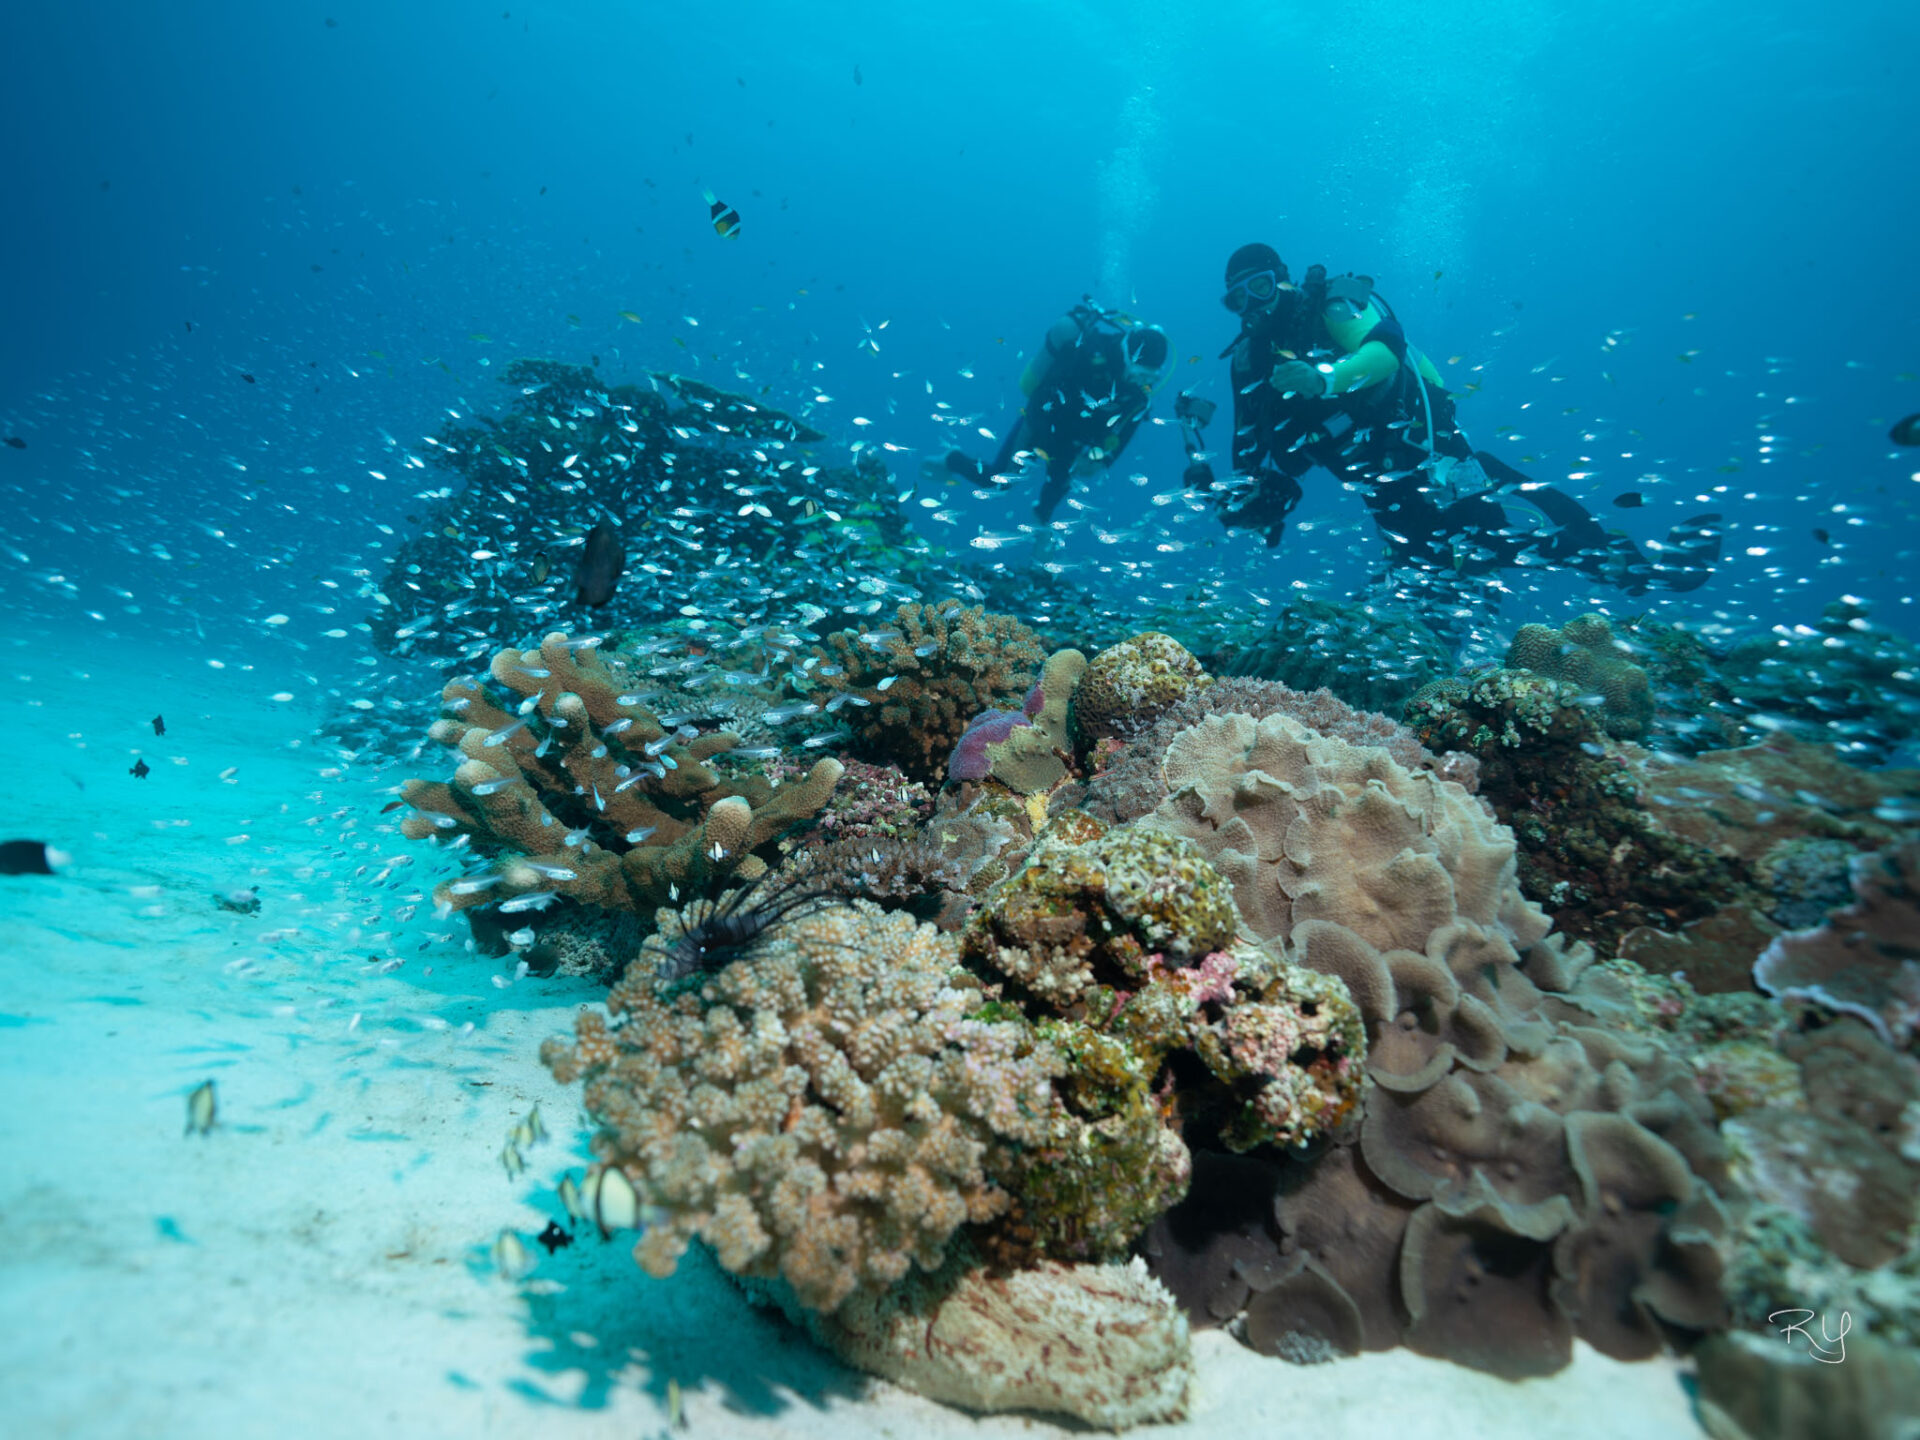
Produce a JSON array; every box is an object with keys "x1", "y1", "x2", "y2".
[
  {"x1": 797, "y1": 602, "x2": 1045, "y2": 784},
  {"x1": 399, "y1": 633, "x2": 842, "y2": 916},
  {"x1": 542, "y1": 901, "x2": 1065, "y2": 1314}
]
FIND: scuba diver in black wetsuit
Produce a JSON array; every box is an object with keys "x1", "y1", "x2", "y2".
[
  {"x1": 1184, "y1": 242, "x2": 1723, "y2": 605},
  {"x1": 947, "y1": 300, "x2": 1172, "y2": 526}
]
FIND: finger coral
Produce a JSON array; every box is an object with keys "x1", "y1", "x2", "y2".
[
  {"x1": 540, "y1": 900, "x2": 1063, "y2": 1314},
  {"x1": 399, "y1": 633, "x2": 842, "y2": 916},
  {"x1": 798, "y1": 602, "x2": 1045, "y2": 785}
]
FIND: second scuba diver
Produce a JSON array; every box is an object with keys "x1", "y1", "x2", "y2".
[
  {"x1": 1187, "y1": 242, "x2": 1723, "y2": 603},
  {"x1": 949, "y1": 300, "x2": 1172, "y2": 528}
]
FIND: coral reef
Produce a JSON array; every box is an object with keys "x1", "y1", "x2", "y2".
[
  {"x1": 803, "y1": 1250, "x2": 1192, "y2": 1428},
  {"x1": 1506, "y1": 612, "x2": 1656, "y2": 740},
  {"x1": 962, "y1": 827, "x2": 1238, "y2": 1009},
  {"x1": 400, "y1": 634, "x2": 842, "y2": 916},
  {"x1": 1633, "y1": 735, "x2": 1920, "y2": 866},
  {"x1": 798, "y1": 603, "x2": 1045, "y2": 785},
  {"x1": 1071, "y1": 632, "x2": 1211, "y2": 747},
  {"x1": 1407, "y1": 666, "x2": 1743, "y2": 952},
  {"x1": 541, "y1": 901, "x2": 1061, "y2": 1313},
  {"x1": 1754, "y1": 839, "x2": 1920, "y2": 1048}
]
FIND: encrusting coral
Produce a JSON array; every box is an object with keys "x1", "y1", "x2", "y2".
[
  {"x1": 958, "y1": 823, "x2": 1364, "y2": 1247},
  {"x1": 542, "y1": 901, "x2": 1062, "y2": 1314},
  {"x1": 797, "y1": 602, "x2": 1045, "y2": 785},
  {"x1": 400, "y1": 634, "x2": 843, "y2": 915},
  {"x1": 805, "y1": 1249, "x2": 1193, "y2": 1429}
]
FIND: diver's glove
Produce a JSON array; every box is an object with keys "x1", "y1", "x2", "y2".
[
  {"x1": 1269, "y1": 360, "x2": 1328, "y2": 399},
  {"x1": 1184, "y1": 458, "x2": 1216, "y2": 491}
]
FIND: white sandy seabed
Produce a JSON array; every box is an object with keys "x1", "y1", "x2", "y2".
[{"x1": 0, "y1": 634, "x2": 1709, "y2": 1439}]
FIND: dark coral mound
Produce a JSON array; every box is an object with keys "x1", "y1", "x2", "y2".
[
  {"x1": 371, "y1": 360, "x2": 913, "y2": 667},
  {"x1": 1406, "y1": 666, "x2": 1741, "y2": 953},
  {"x1": 798, "y1": 602, "x2": 1046, "y2": 785}
]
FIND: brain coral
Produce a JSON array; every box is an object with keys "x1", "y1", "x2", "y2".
[
  {"x1": 541, "y1": 900, "x2": 1063, "y2": 1313},
  {"x1": 801, "y1": 602, "x2": 1045, "y2": 785},
  {"x1": 1506, "y1": 612, "x2": 1655, "y2": 739},
  {"x1": 1072, "y1": 632, "x2": 1212, "y2": 747}
]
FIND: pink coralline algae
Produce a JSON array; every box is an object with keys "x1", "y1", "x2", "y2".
[{"x1": 1144, "y1": 951, "x2": 1239, "y2": 1007}]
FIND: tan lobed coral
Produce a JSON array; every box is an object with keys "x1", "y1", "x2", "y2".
[
  {"x1": 1135, "y1": 710, "x2": 1728, "y2": 1377},
  {"x1": 799, "y1": 602, "x2": 1045, "y2": 785},
  {"x1": 399, "y1": 634, "x2": 841, "y2": 915},
  {"x1": 810, "y1": 1251, "x2": 1192, "y2": 1428},
  {"x1": 1143, "y1": 711, "x2": 1539, "y2": 956},
  {"x1": 1507, "y1": 612, "x2": 1655, "y2": 739},
  {"x1": 541, "y1": 901, "x2": 1062, "y2": 1314},
  {"x1": 1071, "y1": 631, "x2": 1212, "y2": 747},
  {"x1": 1085, "y1": 674, "x2": 1477, "y2": 826}
]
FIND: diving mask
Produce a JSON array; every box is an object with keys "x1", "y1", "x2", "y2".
[{"x1": 1223, "y1": 270, "x2": 1281, "y2": 314}]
